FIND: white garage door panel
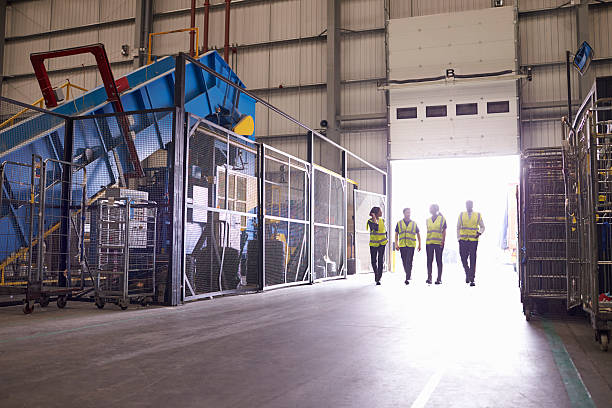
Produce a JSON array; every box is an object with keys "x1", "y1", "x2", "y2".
[
  {"x1": 388, "y1": 7, "x2": 518, "y2": 159},
  {"x1": 389, "y1": 6, "x2": 516, "y2": 80}
]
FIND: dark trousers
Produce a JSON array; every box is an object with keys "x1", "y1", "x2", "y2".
[
  {"x1": 399, "y1": 246, "x2": 415, "y2": 280},
  {"x1": 370, "y1": 245, "x2": 385, "y2": 282},
  {"x1": 426, "y1": 244, "x2": 443, "y2": 281},
  {"x1": 459, "y1": 240, "x2": 478, "y2": 282}
]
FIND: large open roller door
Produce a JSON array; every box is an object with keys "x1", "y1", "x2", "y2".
[{"x1": 388, "y1": 6, "x2": 519, "y2": 159}]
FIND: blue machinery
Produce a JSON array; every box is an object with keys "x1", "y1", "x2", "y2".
[{"x1": 0, "y1": 50, "x2": 256, "y2": 276}]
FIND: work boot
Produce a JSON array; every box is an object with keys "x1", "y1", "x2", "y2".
[
  {"x1": 435, "y1": 280, "x2": 442, "y2": 285},
  {"x1": 470, "y1": 282, "x2": 476, "y2": 287},
  {"x1": 404, "y1": 280, "x2": 409, "y2": 285},
  {"x1": 426, "y1": 279, "x2": 432, "y2": 284},
  {"x1": 376, "y1": 281, "x2": 381, "y2": 286}
]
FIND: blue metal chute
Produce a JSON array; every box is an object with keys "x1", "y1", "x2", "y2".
[{"x1": 0, "y1": 50, "x2": 256, "y2": 269}]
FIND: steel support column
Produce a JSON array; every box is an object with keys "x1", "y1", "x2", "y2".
[
  {"x1": 307, "y1": 131, "x2": 315, "y2": 284},
  {"x1": 59, "y1": 118, "x2": 74, "y2": 287},
  {"x1": 0, "y1": 0, "x2": 6, "y2": 96},
  {"x1": 168, "y1": 53, "x2": 187, "y2": 306},
  {"x1": 324, "y1": 0, "x2": 341, "y2": 170},
  {"x1": 133, "y1": 0, "x2": 153, "y2": 68}
]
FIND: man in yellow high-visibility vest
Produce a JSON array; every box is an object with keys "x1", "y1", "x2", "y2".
[
  {"x1": 426, "y1": 204, "x2": 446, "y2": 285},
  {"x1": 394, "y1": 208, "x2": 421, "y2": 285},
  {"x1": 457, "y1": 200, "x2": 485, "y2": 287}
]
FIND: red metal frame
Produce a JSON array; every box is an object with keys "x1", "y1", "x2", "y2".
[{"x1": 30, "y1": 43, "x2": 144, "y2": 178}]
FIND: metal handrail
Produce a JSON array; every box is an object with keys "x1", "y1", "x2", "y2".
[
  {"x1": 0, "y1": 81, "x2": 87, "y2": 130},
  {"x1": 148, "y1": 28, "x2": 200, "y2": 65}
]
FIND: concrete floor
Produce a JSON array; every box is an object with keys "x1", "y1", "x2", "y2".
[{"x1": 0, "y1": 265, "x2": 611, "y2": 408}]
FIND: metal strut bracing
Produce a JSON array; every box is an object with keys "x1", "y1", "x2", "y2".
[{"x1": 30, "y1": 43, "x2": 144, "y2": 178}]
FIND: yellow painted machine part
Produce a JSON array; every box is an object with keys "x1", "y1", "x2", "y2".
[
  {"x1": 0, "y1": 81, "x2": 88, "y2": 130},
  {"x1": 148, "y1": 27, "x2": 199, "y2": 65},
  {"x1": 233, "y1": 115, "x2": 255, "y2": 136},
  {"x1": 0, "y1": 189, "x2": 105, "y2": 286}
]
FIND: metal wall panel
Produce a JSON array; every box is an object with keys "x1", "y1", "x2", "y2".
[
  {"x1": 519, "y1": 9, "x2": 575, "y2": 66},
  {"x1": 50, "y1": 0, "x2": 100, "y2": 30},
  {"x1": 5, "y1": 0, "x2": 51, "y2": 37},
  {"x1": 254, "y1": 87, "x2": 325, "y2": 138},
  {"x1": 341, "y1": 82, "x2": 385, "y2": 116},
  {"x1": 341, "y1": 31, "x2": 385, "y2": 81},
  {"x1": 390, "y1": 0, "x2": 515, "y2": 19},
  {"x1": 4, "y1": 38, "x2": 49, "y2": 76},
  {"x1": 591, "y1": 5, "x2": 612, "y2": 59},
  {"x1": 341, "y1": 0, "x2": 384, "y2": 30}
]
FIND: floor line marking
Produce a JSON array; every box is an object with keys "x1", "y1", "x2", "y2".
[
  {"x1": 410, "y1": 367, "x2": 445, "y2": 408},
  {"x1": 541, "y1": 319, "x2": 596, "y2": 408}
]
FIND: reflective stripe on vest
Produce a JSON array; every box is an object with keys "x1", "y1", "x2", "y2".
[
  {"x1": 459, "y1": 211, "x2": 480, "y2": 242},
  {"x1": 397, "y1": 219, "x2": 417, "y2": 248},
  {"x1": 368, "y1": 218, "x2": 388, "y2": 247},
  {"x1": 426, "y1": 215, "x2": 445, "y2": 245}
]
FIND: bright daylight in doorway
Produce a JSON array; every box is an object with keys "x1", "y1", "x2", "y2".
[{"x1": 391, "y1": 155, "x2": 520, "y2": 279}]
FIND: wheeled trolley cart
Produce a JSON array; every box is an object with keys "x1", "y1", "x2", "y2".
[
  {"x1": 519, "y1": 148, "x2": 568, "y2": 320},
  {"x1": 89, "y1": 198, "x2": 156, "y2": 310},
  {"x1": 0, "y1": 157, "x2": 91, "y2": 313}
]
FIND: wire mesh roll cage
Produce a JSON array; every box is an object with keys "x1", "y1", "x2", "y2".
[
  {"x1": 519, "y1": 148, "x2": 567, "y2": 320},
  {"x1": 562, "y1": 95, "x2": 612, "y2": 351}
]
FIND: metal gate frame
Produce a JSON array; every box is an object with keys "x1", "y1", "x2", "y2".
[
  {"x1": 262, "y1": 144, "x2": 311, "y2": 289},
  {"x1": 182, "y1": 116, "x2": 262, "y2": 301},
  {"x1": 312, "y1": 164, "x2": 347, "y2": 282}
]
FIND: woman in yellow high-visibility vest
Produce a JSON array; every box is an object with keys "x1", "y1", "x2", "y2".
[
  {"x1": 367, "y1": 206, "x2": 387, "y2": 285},
  {"x1": 425, "y1": 204, "x2": 447, "y2": 285}
]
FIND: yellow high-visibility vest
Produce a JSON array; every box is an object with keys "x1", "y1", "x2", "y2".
[
  {"x1": 426, "y1": 215, "x2": 445, "y2": 245},
  {"x1": 396, "y1": 219, "x2": 417, "y2": 248},
  {"x1": 367, "y1": 218, "x2": 388, "y2": 247},
  {"x1": 459, "y1": 211, "x2": 481, "y2": 242}
]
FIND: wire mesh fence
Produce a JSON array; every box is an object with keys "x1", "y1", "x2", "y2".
[
  {"x1": 183, "y1": 116, "x2": 260, "y2": 299},
  {"x1": 72, "y1": 110, "x2": 174, "y2": 306},
  {"x1": 312, "y1": 167, "x2": 346, "y2": 280},
  {"x1": 263, "y1": 145, "x2": 310, "y2": 287}
]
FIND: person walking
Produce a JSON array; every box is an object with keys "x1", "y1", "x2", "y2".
[
  {"x1": 394, "y1": 208, "x2": 421, "y2": 285},
  {"x1": 457, "y1": 200, "x2": 485, "y2": 287},
  {"x1": 425, "y1": 204, "x2": 446, "y2": 285},
  {"x1": 367, "y1": 206, "x2": 387, "y2": 285}
]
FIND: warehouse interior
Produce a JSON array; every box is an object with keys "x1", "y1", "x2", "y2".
[{"x1": 1, "y1": 0, "x2": 612, "y2": 407}]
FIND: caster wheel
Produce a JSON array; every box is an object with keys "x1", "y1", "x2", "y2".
[
  {"x1": 95, "y1": 297, "x2": 105, "y2": 309},
  {"x1": 23, "y1": 301, "x2": 34, "y2": 314},
  {"x1": 600, "y1": 333, "x2": 609, "y2": 352},
  {"x1": 39, "y1": 295, "x2": 50, "y2": 308},
  {"x1": 118, "y1": 299, "x2": 128, "y2": 310},
  {"x1": 56, "y1": 295, "x2": 67, "y2": 309}
]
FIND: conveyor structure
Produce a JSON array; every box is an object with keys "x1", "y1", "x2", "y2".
[{"x1": 0, "y1": 49, "x2": 256, "y2": 272}]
